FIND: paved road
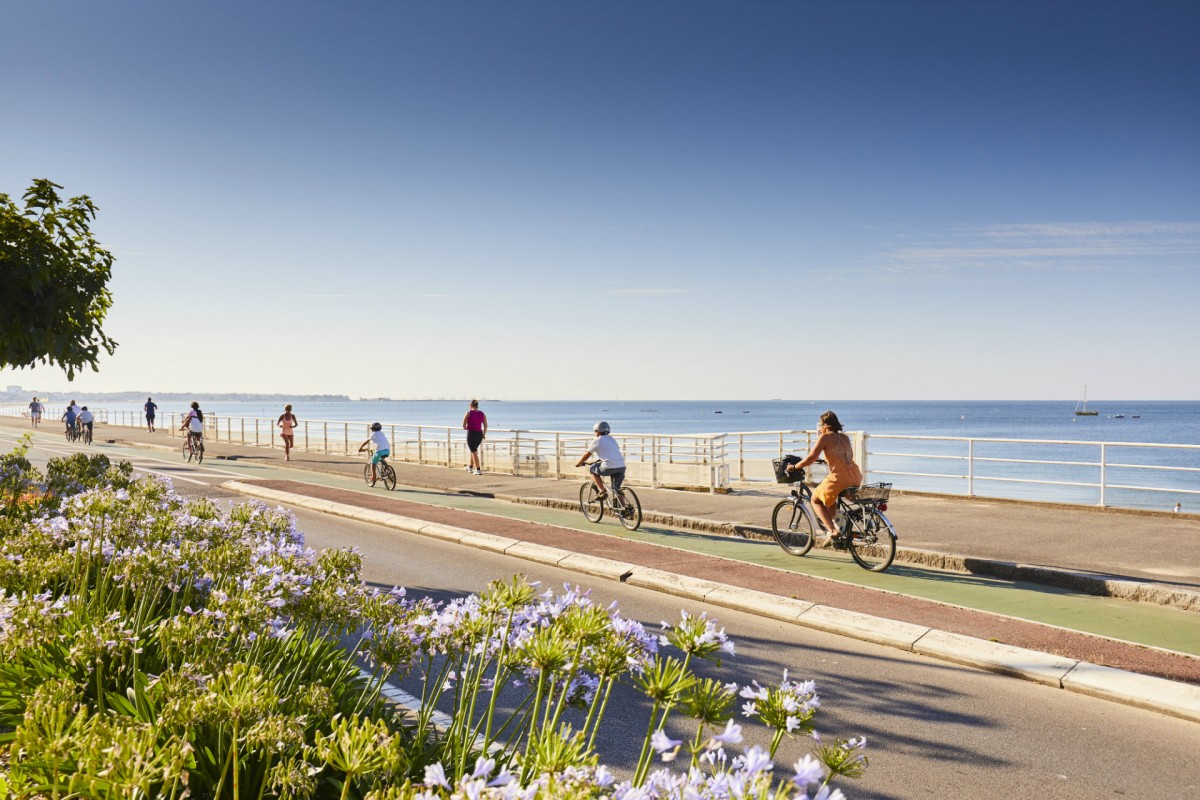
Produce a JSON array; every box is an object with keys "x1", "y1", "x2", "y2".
[{"x1": 240, "y1": 497, "x2": 1200, "y2": 799}]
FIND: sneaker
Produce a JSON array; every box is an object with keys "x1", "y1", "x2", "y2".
[
  {"x1": 465, "y1": 465, "x2": 473, "y2": 472},
  {"x1": 474, "y1": 469, "x2": 483, "y2": 475}
]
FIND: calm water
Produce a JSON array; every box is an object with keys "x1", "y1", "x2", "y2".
[{"x1": 80, "y1": 399, "x2": 1200, "y2": 445}]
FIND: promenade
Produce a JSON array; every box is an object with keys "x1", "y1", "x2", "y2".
[{"x1": 4, "y1": 416, "x2": 1199, "y2": 714}]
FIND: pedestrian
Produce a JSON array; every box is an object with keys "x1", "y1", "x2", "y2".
[
  {"x1": 462, "y1": 399, "x2": 488, "y2": 475},
  {"x1": 1174, "y1": 502, "x2": 1182, "y2": 513},
  {"x1": 28, "y1": 396, "x2": 43, "y2": 427},
  {"x1": 144, "y1": 397, "x2": 158, "y2": 432},
  {"x1": 277, "y1": 404, "x2": 299, "y2": 461}
]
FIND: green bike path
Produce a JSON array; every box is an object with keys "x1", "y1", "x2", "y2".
[{"x1": 5, "y1": 425, "x2": 1198, "y2": 660}]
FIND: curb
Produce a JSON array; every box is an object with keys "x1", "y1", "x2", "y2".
[
  {"x1": 505, "y1": 495, "x2": 1200, "y2": 613},
  {"x1": 224, "y1": 479, "x2": 1200, "y2": 725}
]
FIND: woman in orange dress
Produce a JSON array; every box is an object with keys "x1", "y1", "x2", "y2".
[{"x1": 788, "y1": 410, "x2": 862, "y2": 538}]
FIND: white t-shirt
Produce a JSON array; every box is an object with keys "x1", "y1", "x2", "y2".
[
  {"x1": 370, "y1": 430, "x2": 390, "y2": 451},
  {"x1": 587, "y1": 435, "x2": 625, "y2": 470},
  {"x1": 69, "y1": 404, "x2": 81, "y2": 416},
  {"x1": 78, "y1": 410, "x2": 94, "y2": 423},
  {"x1": 186, "y1": 411, "x2": 204, "y2": 433}
]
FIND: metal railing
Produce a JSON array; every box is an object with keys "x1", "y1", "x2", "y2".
[
  {"x1": 2, "y1": 404, "x2": 1196, "y2": 508},
  {"x1": 863, "y1": 434, "x2": 1200, "y2": 509}
]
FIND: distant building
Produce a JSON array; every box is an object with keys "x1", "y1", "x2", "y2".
[{"x1": 6, "y1": 386, "x2": 22, "y2": 394}]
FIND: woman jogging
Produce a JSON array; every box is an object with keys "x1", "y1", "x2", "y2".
[
  {"x1": 277, "y1": 404, "x2": 299, "y2": 461},
  {"x1": 462, "y1": 399, "x2": 488, "y2": 475}
]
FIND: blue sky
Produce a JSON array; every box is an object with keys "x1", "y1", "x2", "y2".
[{"x1": 2, "y1": 0, "x2": 1197, "y2": 401}]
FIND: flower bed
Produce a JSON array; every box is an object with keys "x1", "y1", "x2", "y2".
[{"x1": 0, "y1": 437, "x2": 868, "y2": 799}]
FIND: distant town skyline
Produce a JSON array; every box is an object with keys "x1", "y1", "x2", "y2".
[{"x1": 2, "y1": 1, "x2": 1197, "y2": 401}]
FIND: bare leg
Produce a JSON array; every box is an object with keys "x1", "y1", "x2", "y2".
[
  {"x1": 592, "y1": 474, "x2": 607, "y2": 494},
  {"x1": 812, "y1": 501, "x2": 837, "y2": 534}
]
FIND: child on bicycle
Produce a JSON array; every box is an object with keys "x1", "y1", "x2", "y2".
[
  {"x1": 576, "y1": 421, "x2": 626, "y2": 500},
  {"x1": 78, "y1": 406, "x2": 95, "y2": 443},
  {"x1": 358, "y1": 422, "x2": 391, "y2": 483}
]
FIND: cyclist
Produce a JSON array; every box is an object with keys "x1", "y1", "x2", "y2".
[
  {"x1": 62, "y1": 403, "x2": 78, "y2": 438},
  {"x1": 181, "y1": 401, "x2": 205, "y2": 453},
  {"x1": 786, "y1": 410, "x2": 862, "y2": 542},
  {"x1": 575, "y1": 421, "x2": 626, "y2": 501},
  {"x1": 78, "y1": 406, "x2": 95, "y2": 443},
  {"x1": 358, "y1": 422, "x2": 391, "y2": 484}
]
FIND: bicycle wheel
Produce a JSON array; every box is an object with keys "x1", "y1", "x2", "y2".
[
  {"x1": 616, "y1": 487, "x2": 642, "y2": 531},
  {"x1": 847, "y1": 507, "x2": 897, "y2": 572},
  {"x1": 580, "y1": 482, "x2": 604, "y2": 522},
  {"x1": 363, "y1": 462, "x2": 377, "y2": 487},
  {"x1": 381, "y1": 463, "x2": 397, "y2": 491},
  {"x1": 771, "y1": 499, "x2": 816, "y2": 555},
  {"x1": 196, "y1": 440, "x2": 204, "y2": 464}
]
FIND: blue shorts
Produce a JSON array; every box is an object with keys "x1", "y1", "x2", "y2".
[
  {"x1": 371, "y1": 448, "x2": 390, "y2": 465},
  {"x1": 590, "y1": 463, "x2": 625, "y2": 490}
]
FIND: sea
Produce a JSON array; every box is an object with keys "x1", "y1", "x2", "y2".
[{"x1": 27, "y1": 399, "x2": 1200, "y2": 510}]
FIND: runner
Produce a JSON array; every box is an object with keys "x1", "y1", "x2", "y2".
[
  {"x1": 144, "y1": 397, "x2": 158, "y2": 432},
  {"x1": 277, "y1": 404, "x2": 299, "y2": 461},
  {"x1": 28, "y1": 396, "x2": 43, "y2": 427}
]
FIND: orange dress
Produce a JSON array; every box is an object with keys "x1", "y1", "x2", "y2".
[{"x1": 812, "y1": 434, "x2": 862, "y2": 506}]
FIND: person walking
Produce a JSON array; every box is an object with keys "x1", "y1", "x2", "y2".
[
  {"x1": 277, "y1": 404, "x2": 299, "y2": 461},
  {"x1": 144, "y1": 397, "x2": 158, "y2": 432},
  {"x1": 462, "y1": 399, "x2": 488, "y2": 475},
  {"x1": 28, "y1": 396, "x2": 43, "y2": 427}
]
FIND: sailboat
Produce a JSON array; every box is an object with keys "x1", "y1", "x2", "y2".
[{"x1": 1075, "y1": 386, "x2": 1099, "y2": 416}]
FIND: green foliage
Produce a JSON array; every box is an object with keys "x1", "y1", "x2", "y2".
[
  {"x1": 44, "y1": 452, "x2": 133, "y2": 499},
  {"x1": 0, "y1": 178, "x2": 118, "y2": 378}
]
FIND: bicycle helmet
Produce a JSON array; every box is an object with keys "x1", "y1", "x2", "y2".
[
  {"x1": 371, "y1": 422, "x2": 382, "y2": 432},
  {"x1": 593, "y1": 421, "x2": 610, "y2": 435}
]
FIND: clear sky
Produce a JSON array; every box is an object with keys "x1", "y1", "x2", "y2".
[{"x1": 2, "y1": 0, "x2": 1197, "y2": 401}]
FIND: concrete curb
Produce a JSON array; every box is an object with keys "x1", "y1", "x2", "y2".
[
  {"x1": 224, "y1": 480, "x2": 1200, "y2": 725},
  {"x1": 508, "y1": 495, "x2": 1200, "y2": 613}
]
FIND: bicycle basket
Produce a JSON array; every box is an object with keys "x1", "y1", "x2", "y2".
[
  {"x1": 772, "y1": 457, "x2": 805, "y2": 484},
  {"x1": 848, "y1": 482, "x2": 892, "y2": 503}
]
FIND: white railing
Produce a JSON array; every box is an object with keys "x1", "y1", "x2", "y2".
[
  {"x1": 863, "y1": 434, "x2": 1200, "y2": 509},
  {"x1": 2, "y1": 404, "x2": 1196, "y2": 509}
]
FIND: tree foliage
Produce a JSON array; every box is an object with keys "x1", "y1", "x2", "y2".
[{"x1": 0, "y1": 178, "x2": 118, "y2": 378}]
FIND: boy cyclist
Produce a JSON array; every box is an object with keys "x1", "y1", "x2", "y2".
[
  {"x1": 575, "y1": 421, "x2": 625, "y2": 500},
  {"x1": 358, "y1": 423, "x2": 391, "y2": 483}
]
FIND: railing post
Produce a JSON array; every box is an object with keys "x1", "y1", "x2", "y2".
[
  {"x1": 709, "y1": 437, "x2": 716, "y2": 494},
  {"x1": 514, "y1": 431, "x2": 521, "y2": 475},
  {"x1": 859, "y1": 432, "x2": 869, "y2": 480},
  {"x1": 652, "y1": 435, "x2": 659, "y2": 488},
  {"x1": 418, "y1": 427, "x2": 424, "y2": 464},
  {"x1": 554, "y1": 432, "x2": 561, "y2": 479},
  {"x1": 967, "y1": 439, "x2": 975, "y2": 496},
  {"x1": 1099, "y1": 443, "x2": 1107, "y2": 507},
  {"x1": 256, "y1": 419, "x2": 260, "y2": 447},
  {"x1": 738, "y1": 433, "x2": 745, "y2": 481},
  {"x1": 344, "y1": 423, "x2": 349, "y2": 456},
  {"x1": 447, "y1": 428, "x2": 452, "y2": 468}
]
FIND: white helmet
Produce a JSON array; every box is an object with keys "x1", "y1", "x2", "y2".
[{"x1": 594, "y1": 421, "x2": 610, "y2": 435}]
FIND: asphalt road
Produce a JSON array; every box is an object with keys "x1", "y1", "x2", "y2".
[{"x1": 7, "y1": 431, "x2": 1200, "y2": 798}]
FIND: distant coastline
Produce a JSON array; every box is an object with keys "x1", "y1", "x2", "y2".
[{"x1": 0, "y1": 389, "x2": 352, "y2": 404}]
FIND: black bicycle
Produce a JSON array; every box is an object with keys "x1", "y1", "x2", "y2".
[
  {"x1": 579, "y1": 462, "x2": 642, "y2": 531},
  {"x1": 64, "y1": 421, "x2": 80, "y2": 443},
  {"x1": 770, "y1": 460, "x2": 898, "y2": 572}
]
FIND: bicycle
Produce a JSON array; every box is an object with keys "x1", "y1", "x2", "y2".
[
  {"x1": 363, "y1": 449, "x2": 397, "y2": 491},
  {"x1": 769, "y1": 459, "x2": 898, "y2": 572},
  {"x1": 64, "y1": 422, "x2": 80, "y2": 443},
  {"x1": 183, "y1": 432, "x2": 205, "y2": 463},
  {"x1": 579, "y1": 462, "x2": 642, "y2": 531},
  {"x1": 82, "y1": 422, "x2": 93, "y2": 445}
]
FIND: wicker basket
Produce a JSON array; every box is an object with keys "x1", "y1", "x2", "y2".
[
  {"x1": 772, "y1": 458, "x2": 805, "y2": 484},
  {"x1": 848, "y1": 482, "x2": 892, "y2": 503}
]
